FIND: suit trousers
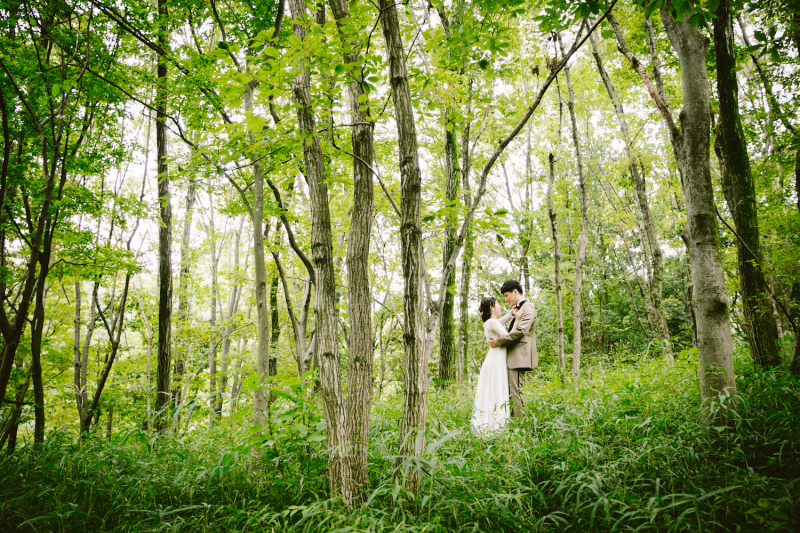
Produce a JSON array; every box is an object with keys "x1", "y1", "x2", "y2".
[{"x1": 507, "y1": 368, "x2": 526, "y2": 417}]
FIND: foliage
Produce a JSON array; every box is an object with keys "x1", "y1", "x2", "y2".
[{"x1": 2, "y1": 354, "x2": 798, "y2": 532}]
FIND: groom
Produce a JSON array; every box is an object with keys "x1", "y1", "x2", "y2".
[{"x1": 488, "y1": 280, "x2": 537, "y2": 417}]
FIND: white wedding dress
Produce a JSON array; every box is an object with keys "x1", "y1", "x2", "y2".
[{"x1": 471, "y1": 316, "x2": 511, "y2": 433}]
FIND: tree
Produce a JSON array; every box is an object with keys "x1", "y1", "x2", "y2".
[
  {"x1": 713, "y1": 0, "x2": 781, "y2": 369},
  {"x1": 588, "y1": 30, "x2": 672, "y2": 360},
  {"x1": 559, "y1": 33, "x2": 590, "y2": 379},
  {"x1": 154, "y1": 0, "x2": 173, "y2": 432},
  {"x1": 609, "y1": 5, "x2": 736, "y2": 420}
]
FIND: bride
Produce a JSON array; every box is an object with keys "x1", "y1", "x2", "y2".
[{"x1": 471, "y1": 296, "x2": 512, "y2": 432}]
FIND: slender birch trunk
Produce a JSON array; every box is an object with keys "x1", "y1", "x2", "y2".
[
  {"x1": 457, "y1": 108, "x2": 473, "y2": 385},
  {"x1": 207, "y1": 186, "x2": 218, "y2": 422}
]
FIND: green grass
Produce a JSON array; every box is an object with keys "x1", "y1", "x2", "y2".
[{"x1": 2, "y1": 349, "x2": 799, "y2": 532}]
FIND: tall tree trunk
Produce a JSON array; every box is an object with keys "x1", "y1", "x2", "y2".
[
  {"x1": 438, "y1": 109, "x2": 460, "y2": 385},
  {"x1": 269, "y1": 275, "x2": 279, "y2": 378},
  {"x1": 329, "y1": 0, "x2": 376, "y2": 500},
  {"x1": 791, "y1": 154, "x2": 800, "y2": 373},
  {"x1": 610, "y1": 8, "x2": 736, "y2": 421},
  {"x1": 547, "y1": 154, "x2": 566, "y2": 372},
  {"x1": 174, "y1": 180, "x2": 196, "y2": 407},
  {"x1": 380, "y1": 0, "x2": 427, "y2": 494},
  {"x1": 713, "y1": 0, "x2": 780, "y2": 369},
  {"x1": 154, "y1": 0, "x2": 173, "y2": 432},
  {"x1": 457, "y1": 84, "x2": 473, "y2": 385},
  {"x1": 288, "y1": 0, "x2": 353, "y2": 499},
  {"x1": 207, "y1": 186, "x2": 219, "y2": 422},
  {"x1": 560, "y1": 51, "x2": 589, "y2": 379},
  {"x1": 217, "y1": 216, "x2": 246, "y2": 415},
  {"x1": 589, "y1": 31, "x2": 672, "y2": 359},
  {"x1": 30, "y1": 271, "x2": 49, "y2": 444},
  {"x1": 73, "y1": 282, "x2": 89, "y2": 433}
]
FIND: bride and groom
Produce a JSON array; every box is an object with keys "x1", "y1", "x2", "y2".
[{"x1": 471, "y1": 280, "x2": 538, "y2": 432}]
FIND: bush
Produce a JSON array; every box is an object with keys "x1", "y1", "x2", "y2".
[{"x1": 1, "y1": 356, "x2": 798, "y2": 532}]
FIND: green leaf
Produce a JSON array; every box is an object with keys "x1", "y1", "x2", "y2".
[{"x1": 644, "y1": 0, "x2": 660, "y2": 19}]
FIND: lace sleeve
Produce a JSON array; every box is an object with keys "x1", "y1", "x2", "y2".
[{"x1": 486, "y1": 319, "x2": 507, "y2": 338}]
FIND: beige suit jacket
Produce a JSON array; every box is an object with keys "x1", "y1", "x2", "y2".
[{"x1": 495, "y1": 300, "x2": 538, "y2": 370}]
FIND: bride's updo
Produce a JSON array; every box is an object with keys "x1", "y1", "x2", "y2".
[{"x1": 479, "y1": 296, "x2": 496, "y2": 323}]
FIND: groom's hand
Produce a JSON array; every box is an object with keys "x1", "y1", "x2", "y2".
[{"x1": 488, "y1": 337, "x2": 498, "y2": 348}]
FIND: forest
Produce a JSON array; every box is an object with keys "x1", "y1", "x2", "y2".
[{"x1": 0, "y1": 0, "x2": 799, "y2": 530}]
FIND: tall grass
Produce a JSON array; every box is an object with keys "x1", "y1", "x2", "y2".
[{"x1": 1, "y1": 349, "x2": 798, "y2": 532}]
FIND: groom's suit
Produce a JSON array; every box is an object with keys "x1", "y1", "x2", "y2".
[{"x1": 495, "y1": 300, "x2": 537, "y2": 417}]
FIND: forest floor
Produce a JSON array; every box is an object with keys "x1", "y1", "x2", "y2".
[{"x1": 1, "y1": 345, "x2": 799, "y2": 532}]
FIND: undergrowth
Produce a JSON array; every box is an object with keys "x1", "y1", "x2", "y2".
[{"x1": 1, "y1": 349, "x2": 799, "y2": 532}]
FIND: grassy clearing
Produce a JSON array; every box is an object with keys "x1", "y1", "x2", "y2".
[{"x1": 1, "y1": 349, "x2": 799, "y2": 532}]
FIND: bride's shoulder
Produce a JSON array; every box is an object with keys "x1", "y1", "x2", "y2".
[{"x1": 484, "y1": 318, "x2": 502, "y2": 330}]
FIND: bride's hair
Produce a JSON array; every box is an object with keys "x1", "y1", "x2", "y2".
[{"x1": 479, "y1": 296, "x2": 496, "y2": 323}]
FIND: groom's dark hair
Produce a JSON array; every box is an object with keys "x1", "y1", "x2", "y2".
[{"x1": 500, "y1": 279, "x2": 523, "y2": 295}]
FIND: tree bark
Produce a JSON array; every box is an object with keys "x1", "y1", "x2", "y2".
[
  {"x1": 659, "y1": 6, "x2": 737, "y2": 420},
  {"x1": 380, "y1": 0, "x2": 427, "y2": 494},
  {"x1": 329, "y1": 0, "x2": 376, "y2": 500},
  {"x1": 560, "y1": 49, "x2": 589, "y2": 379},
  {"x1": 30, "y1": 271, "x2": 48, "y2": 444},
  {"x1": 154, "y1": 0, "x2": 173, "y2": 432},
  {"x1": 174, "y1": 180, "x2": 196, "y2": 407},
  {"x1": 457, "y1": 82, "x2": 473, "y2": 385},
  {"x1": 208, "y1": 186, "x2": 218, "y2": 422},
  {"x1": 438, "y1": 109, "x2": 460, "y2": 385},
  {"x1": 589, "y1": 31, "x2": 672, "y2": 359},
  {"x1": 610, "y1": 8, "x2": 736, "y2": 421},
  {"x1": 547, "y1": 154, "x2": 566, "y2": 372},
  {"x1": 288, "y1": 0, "x2": 353, "y2": 499},
  {"x1": 269, "y1": 275, "x2": 280, "y2": 378},
  {"x1": 713, "y1": 0, "x2": 780, "y2": 369}
]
